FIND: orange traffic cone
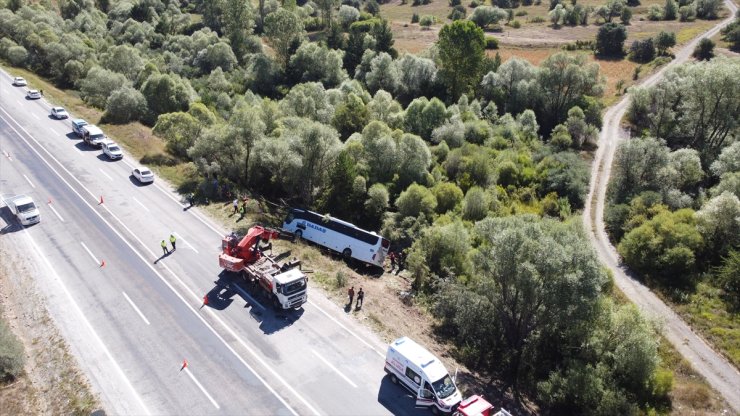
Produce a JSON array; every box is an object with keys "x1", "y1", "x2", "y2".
[
  {"x1": 48, "y1": 197, "x2": 52, "y2": 204},
  {"x1": 99, "y1": 196, "x2": 104, "y2": 205},
  {"x1": 181, "y1": 359, "x2": 188, "y2": 371},
  {"x1": 203, "y1": 294, "x2": 209, "y2": 306},
  {"x1": 100, "y1": 260, "x2": 106, "y2": 268}
]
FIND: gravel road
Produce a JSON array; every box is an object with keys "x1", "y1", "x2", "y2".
[{"x1": 583, "y1": 2, "x2": 740, "y2": 412}]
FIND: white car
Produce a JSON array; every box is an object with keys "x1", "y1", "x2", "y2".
[
  {"x1": 26, "y1": 90, "x2": 41, "y2": 99},
  {"x1": 5, "y1": 194, "x2": 40, "y2": 226},
  {"x1": 50, "y1": 107, "x2": 69, "y2": 119},
  {"x1": 12, "y1": 77, "x2": 27, "y2": 86},
  {"x1": 102, "y1": 141, "x2": 123, "y2": 160},
  {"x1": 132, "y1": 167, "x2": 154, "y2": 183}
]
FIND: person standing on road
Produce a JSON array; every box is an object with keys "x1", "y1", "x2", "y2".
[
  {"x1": 356, "y1": 288, "x2": 364, "y2": 309},
  {"x1": 348, "y1": 286, "x2": 355, "y2": 306},
  {"x1": 170, "y1": 234, "x2": 177, "y2": 251},
  {"x1": 161, "y1": 239, "x2": 169, "y2": 255}
]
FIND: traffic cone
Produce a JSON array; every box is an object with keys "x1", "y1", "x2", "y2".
[
  {"x1": 48, "y1": 197, "x2": 52, "y2": 204},
  {"x1": 100, "y1": 260, "x2": 106, "y2": 268},
  {"x1": 99, "y1": 196, "x2": 104, "y2": 205},
  {"x1": 203, "y1": 294, "x2": 209, "y2": 306},
  {"x1": 181, "y1": 359, "x2": 188, "y2": 371}
]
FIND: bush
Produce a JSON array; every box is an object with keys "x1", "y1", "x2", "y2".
[
  {"x1": 679, "y1": 4, "x2": 697, "y2": 21},
  {"x1": 692, "y1": 38, "x2": 715, "y2": 60},
  {"x1": 595, "y1": 22, "x2": 627, "y2": 57},
  {"x1": 411, "y1": 13, "x2": 420, "y2": 23},
  {"x1": 0, "y1": 318, "x2": 25, "y2": 382},
  {"x1": 396, "y1": 183, "x2": 437, "y2": 218},
  {"x1": 449, "y1": 5, "x2": 467, "y2": 20},
  {"x1": 6, "y1": 45, "x2": 28, "y2": 67},
  {"x1": 420, "y1": 15, "x2": 436, "y2": 28},
  {"x1": 510, "y1": 19, "x2": 521, "y2": 28},
  {"x1": 630, "y1": 39, "x2": 656, "y2": 63},
  {"x1": 103, "y1": 86, "x2": 148, "y2": 124},
  {"x1": 647, "y1": 4, "x2": 663, "y2": 20},
  {"x1": 485, "y1": 36, "x2": 500, "y2": 49},
  {"x1": 140, "y1": 152, "x2": 179, "y2": 166}
]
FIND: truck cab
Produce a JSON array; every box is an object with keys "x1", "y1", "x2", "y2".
[
  {"x1": 71, "y1": 119, "x2": 88, "y2": 137},
  {"x1": 385, "y1": 337, "x2": 463, "y2": 415},
  {"x1": 6, "y1": 195, "x2": 40, "y2": 226},
  {"x1": 82, "y1": 125, "x2": 106, "y2": 147}
]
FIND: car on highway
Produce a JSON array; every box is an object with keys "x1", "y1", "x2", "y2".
[
  {"x1": 5, "y1": 194, "x2": 40, "y2": 226},
  {"x1": 50, "y1": 107, "x2": 69, "y2": 119},
  {"x1": 81, "y1": 124, "x2": 106, "y2": 147},
  {"x1": 12, "y1": 77, "x2": 27, "y2": 86},
  {"x1": 132, "y1": 167, "x2": 154, "y2": 183},
  {"x1": 71, "y1": 119, "x2": 88, "y2": 137},
  {"x1": 102, "y1": 140, "x2": 123, "y2": 160},
  {"x1": 26, "y1": 90, "x2": 41, "y2": 99}
]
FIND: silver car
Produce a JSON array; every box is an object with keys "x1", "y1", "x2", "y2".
[
  {"x1": 132, "y1": 167, "x2": 154, "y2": 183},
  {"x1": 12, "y1": 77, "x2": 27, "y2": 86},
  {"x1": 51, "y1": 107, "x2": 69, "y2": 119},
  {"x1": 26, "y1": 90, "x2": 41, "y2": 99}
]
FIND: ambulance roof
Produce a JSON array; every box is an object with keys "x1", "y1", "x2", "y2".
[{"x1": 391, "y1": 337, "x2": 449, "y2": 382}]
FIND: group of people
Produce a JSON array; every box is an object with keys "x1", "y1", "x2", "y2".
[
  {"x1": 347, "y1": 286, "x2": 364, "y2": 310},
  {"x1": 386, "y1": 250, "x2": 407, "y2": 274},
  {"x1": 233, "y1": 197, "x2": 250, "y2": 220},
  {"x1": 160, "y1": 234, "x2": 176, "y2": 255}
]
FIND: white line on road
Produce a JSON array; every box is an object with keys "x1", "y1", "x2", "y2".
[
  {"x1": 184, "y1": 368, "x2": 220, "y2": 409},
  {"x1": 23, "y1": 174, "x2": 35, "y2": 188},
  {"x1": 228, "y1": 282, "x2": 266, "y2": 311},
  {"x1": 311, "y1": 350, "x2": 357, "y2": 388},
  {"x1": 308, "y1": 301, "x2": 385, "y2": 358},
  {"x1": 98, "y1": 168, "x2": 113, "y2": 182},
  {"x1": 132, "y1": 197, "x2": 150, "y2": 212},
  {"x1": 122, "y1": 291, "x2": 150, "y2": 325},
  {"x1": 173, "y1": 232, "x2": 198, "y2": 253},
  {"x1": 79, "y1": 241, "x2": 99, "y2": 265},
  {"x1": 49, "y1": 127, "x2": 59, "y2": 135},
  {"x1": 24, "y1": 233, "x2": 151, "y2": 414},
  {"x1": 47, "y1": 203, "x2": 65, "y2": 222},
  {"x1": 32, "y1": 113, "x2": 40, "y2": 120},
  {"x1": 16, "y1": 100, "x2": 22, "y2": 106},
  {"x1": 0, "y1": 108, "x2": 308, "y2": 416}
]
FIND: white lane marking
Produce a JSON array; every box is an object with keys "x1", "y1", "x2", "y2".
[
  {"x1": 24, "y1": 233, "x2": 151, "y2": 414},
  {"x1": 32, "y1": 113, "x2": 40, "y2": 120},
  {"x1": 0, "y1": 111, "x2": 306, "y2": 416},
  {"x1": 311, "y1": 349, "x2": 358, "y2": 388},
  {"x1": 23, "y1": 174, "x2": 36, "y2": 188},
  {"x1": 47, "y1": 203, "x2": 65, "y2": 222},
  {"x1": 122, "y1": 291, "x2": 150, "y2": 325},
  {"x1": 184, "y1": 367, "x2": 220, "y2": 409},
  {"x1": 172, "y1": 232, "x2": 198, "y2": 253},
  {"x1": 98, "y1": 168, "x2": 113, "y2": 182},
  {"x1": 16, "y1": 100, "x2": 22, "y2": 106},
  {"x1": 132, "y1": 197, "x2": 150, "y2": 212},
  {"x1": 228, "y1": 282, "x2": 266, "y2": 311},
  {"x1": 308, "y1": 300, "x2": 385, "y2": 358},
  {"x1": 79, "y1": 241, "x2": 99, "y2": 265}
]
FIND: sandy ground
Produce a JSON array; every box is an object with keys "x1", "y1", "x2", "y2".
[{"x1": 0, "y1": 243, "x2": 100, "y2": 415}]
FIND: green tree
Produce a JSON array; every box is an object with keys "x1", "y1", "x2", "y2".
[
  {"x1": 432, "y1": 182, "x2": 464, "y2": 213},
  {"x1": 437, "y1": 20, "x2": 486, "y2": 99},
  {"x1": 715, "y1": 249, "x2": 740, "y2": 309},
  {"x1": 230, "y1": 103, "x2": 267, "y2": 185},
  {"x1": 153, "y1": 112, "x2": 201, "y2": 158},
  {"x1": 462, "y1": 186, "x2": 489, "y2": 221},
  {"x1": 79, "y1": 66, "x2": 129, "y2": 109},
  {"x1": 692, "y1": 38, "x2": 714, "y2": 60},
  {"x1": 618, "y1": 208, "x2": 703, "y2": 282},
  {"x1": 314, "y1": 0, "x2": 340, "y2": 28},
  {"x1": 141, "y1": 73, "x2": 196, "y2": 124},
  {"x1": 664, "y1": 0, "x2": 678, "y2": 19},
  {"x1": 264, "y1": 8, "x2": 305, "y2": 69},
  {"x1": 595, "y1": 22, "x2": 627, "y2": 57},
  {"x1": 103, "y1": 86, "x2": 148, "y2": 124},
  {"x1": 320, "y1": 150, "x2": 359, "y2": 219},
  {"x1": 696, "y1": 192, "x2": 740, "y2": 258},
  {"x1": 396, "y1": 183, "x2": 437, "y2": 218},
  {"x1": 365, "y1": 183, "x2": 390, "y2": 227},
  {"x1": 0, "y1": 318, "x2": 25, "y2": 381},
  {"x1": 654, "y1": 31, "x2": 676, "y2": 55},
  {"x1": 333, "y1": 93, "x2": 369, "y2": 140},
  {"x1": 721, "y1": 11, "x2": 740, "y2": 52}
]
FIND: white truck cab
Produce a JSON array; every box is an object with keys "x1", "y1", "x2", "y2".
[
  {"x1": 385, "y1": 336, "x2": 463, "y2": 415},
  {"x1": 6, "y1": 195, "x2": 40, "y2": 226}
]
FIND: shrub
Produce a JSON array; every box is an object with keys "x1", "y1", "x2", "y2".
[
  {"x1": 140, "y1": 152, "x2": 179, "y2": 166},
  {"x1": 449, "y1": 5, "x2": 467, "y2": 20},
  {"x1": 6, "y1": 45, "x2": 28, "y2": 67},
  {"x1": 529, "y1": 16, "x2": 546, "y2": 23},
  {"x1": 411, "y1": 13, "x2": 420, "y2": 23},
  {"x1": 420, "y1": 15, "x2": 436, "y2": 28},
  {"x1": 630, "y1": 38, "x2": 656, "y2": 63},
  {"x1": 692, "y1": 38, "x2": 715, "y2": 60},
  {"x1": 0, "y1": 318, "x2": 25, "y2": 382},
  {"x1": 679, "y1": 4, "x2": 697, "y2": 21},
  {"x1": 485, "y1": 36, "x2": 500, "y2": 49},
  {"x1": 595, "y1": 22, "x2": 627, "y2": 57},
  {"x1": 104, "y1": 86, "x2": 148, "y2": 124},
  {"x1": 647, "y1": 4, "x2": 663, "y2": 20},
  {"x1": 510, "y1": 19, "x2": 521, "y2": 28}
]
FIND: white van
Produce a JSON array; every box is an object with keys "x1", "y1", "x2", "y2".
[
  {"x1": 385, "y1": 337, "x2": 463, "y2": 415},
  {"x1": 82, "y1": 125, "x2": 106, "y2": 147}
]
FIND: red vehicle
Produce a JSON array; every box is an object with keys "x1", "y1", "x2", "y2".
[
  {"x1": 219, "y1": 226, "x2": 308, "y2": 310},
  {"x1": 455, "y1": 395, "x2": 511, "y2": 416}
]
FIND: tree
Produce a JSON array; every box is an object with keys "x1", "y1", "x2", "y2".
[
  {"x1": 222, "y1": 0, "x2": 255, "y2": 61},
  {"x1": 654, "y1": 31, "x2": 676, "y2": 55},
  {"x1": 696, "y1": 192, "x2": 740, "y2": 258},
  {"x1": 333, "y1": 93, "x2": 369, "y2": 139},
  {"x1": 365, "y1": 183, "x2": 389, "y2": 227},
  {"x1": 420, "y1": 15, "x2": 435, "y2": 29},
  {"x1": 437, "y1": 20, "x2": 486, "y2": 99},
  {"x1": 79, "y1": 66, "x2": 129, "y2": 109},
  {"x1": 365, "y1": 52, "x2": 401, "y2": 93},
  {"x1": 715, "y1": 249, "x2": 740, "y2": 309},
  {"x1": 140, "y1": 73, "x2": 196, "y2": 124},
  {"x1": 0, "y1": 318, "x2": 25, "y2": 382},
  {"x1": 101, "y1": 44, "x2": 144, "y2": 80},
  {"x1": 595, "y1": 22, "x2": 627, "y2": 57},
  {"x1": 692, "y1": 38, "x2": 714, "y2": 60},
  {"x1": 630, "y1": 39, "x2": 656, "y2": 63},
  {"x1": 264, "y1": 8, "x2": 305, "y2": 69},
  {"x1": 721, "y1": 11, "x2": 740, "y2": 52},
  {"x1": 153, "y1": 112, "x2": 201, "y2": 158},
  {"x1": 469, "y1": 6, "x2": 509, "y2": 28},
  {"x1": 618, "y1": 208, "x2": 703, "y2": 282},
  {"x1": 338, "y1": 5, "x2": 360, "y2": 28},
  {"x1": 710, "y1": 142, "x2": 740, "y2": 177},
  {"x1": 372, "y1": 19, "x2": 398, "y2": 58},
  {"x1": 230, "y1": 103, "x2": 267, "y2": 185},
  {"x1": 620, "y1": 6, "x2": 632, "y2": 24},
  {"x1": 319, "y1": 150, "x2": 359, "y2": 219},
  {"x1": 396, "y1": 183, "x2": 437, "y2": 218},
  {"x1": 432, "y1": 182, "x2": 464, "y2": 213},
  {"x1": 696, "y1": 0, "x2": 722, "y2": 19},
  {"x1": 462, "y1": 186, "x2": 489, "y2": 221},
  {"x1": 289, "y1": 42, "x2": 347, "y2": 87},
  {"x1": 609, "y1": 137, "x2": 670, "y2": 203},
  {"x1": 663, "y1": 0, "x2": 677, "y2": 20},
  {"x1": 103, "y1": 86, "x2": 148, "y2": 124},
  {"x1": 538, "y1": 151, "x2": 590, "y2": 208},
  {"x1": 396, "y1": 54, "x2": 438, "y2": 100},
  {"x1": 315, "y1": 0, "x2": 340, "y2": 28}
]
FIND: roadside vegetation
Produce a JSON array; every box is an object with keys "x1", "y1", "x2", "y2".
[
  {"x1": 0, "y1": 0, "x2": 734, "y2": 413},
  {"x1": 607, "y1": 57, "x2": 740, "y2": 367}
]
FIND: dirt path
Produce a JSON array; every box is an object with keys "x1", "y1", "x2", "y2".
[{"x1": 582, "y1": 1, "x2": 740, "y2": 412}]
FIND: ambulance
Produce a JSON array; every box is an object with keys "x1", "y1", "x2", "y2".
[{"x1": 384, "y1": 337, "x2": 463, "y2": 414}]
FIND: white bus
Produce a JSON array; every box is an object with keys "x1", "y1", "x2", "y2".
[{"x1": 282, "y1": 208, "x2": 390, "y2": 267}]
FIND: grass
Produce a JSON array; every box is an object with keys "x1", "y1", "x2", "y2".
[{"x1": 673, "y1": 282, "x2": 740, "y2": 369}]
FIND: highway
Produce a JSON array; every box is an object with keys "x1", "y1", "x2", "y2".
[{"x1": 0, "y1": 70, "x2": 426, "y2": 415}]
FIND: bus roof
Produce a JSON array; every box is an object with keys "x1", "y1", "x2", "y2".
[{"x1": 292, "y1": 208, "x2": 384, "y2": 238}]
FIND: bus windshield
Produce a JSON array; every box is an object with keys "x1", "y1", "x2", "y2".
[{"x1": 432, "y1": 375, "x2": 456, "y2": 399}]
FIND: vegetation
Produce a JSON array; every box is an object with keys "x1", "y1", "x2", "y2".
[
  {"x1": 0, "y1": 316, "x2": 24, "y2": 383},
  {"x1": 610, "y1": 57, "x2": 740, "y2": 365},
  {"x1": 2, "y1": 0, "x2": 734, "y2": 411}
]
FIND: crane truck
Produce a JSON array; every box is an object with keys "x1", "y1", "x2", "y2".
[{"x1": 219, "y1": 225, "x2": 308, "y2": 310}]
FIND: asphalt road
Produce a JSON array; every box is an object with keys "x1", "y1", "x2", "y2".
[
  {"x1": 0, "y1": 71, "x2": 430, "y2": 415},
  {"x1": 583, "y1": 2, "x2": 740, "y2": 412}
]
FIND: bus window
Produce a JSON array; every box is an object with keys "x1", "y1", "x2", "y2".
[{"x1": 285, "y1": 212, "x2": 295, "y2": 224}]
